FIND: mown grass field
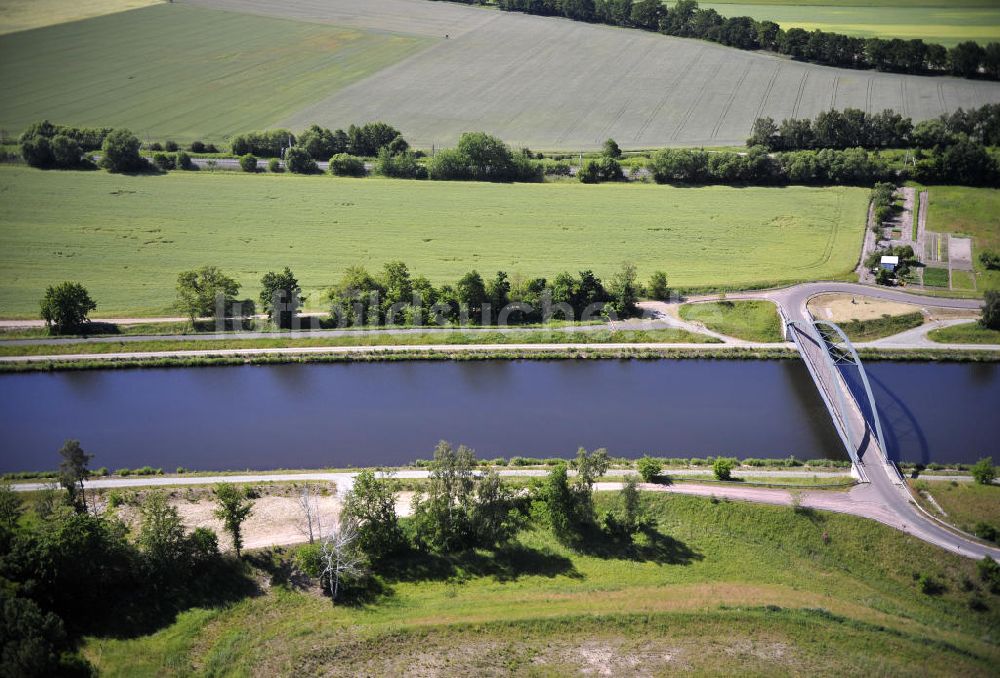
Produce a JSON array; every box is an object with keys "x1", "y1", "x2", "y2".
[
  {"x1": 0, "y1": 3, "x2": 427, "y2": 143},
  {"x1": 0, "y1": 167, "x2": 868, "y2": 317},
  {"x1": 82, "y1": 493, "x2": 1000, "y2": 676},
  {"x1": 928, "y1": 186, "x2": 1000, "y2": 292},
  {"x1": 679, "y1": 300, "x2": 784, "y2": 342},
  {"x1": 0, "y1": 0, "x2": 160, "y2": 34},
  {"x1": 703, "y1": 2, "x2": 1000, "y2": 46}
]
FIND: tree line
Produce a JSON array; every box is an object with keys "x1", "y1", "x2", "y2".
[
  {"x1": 470, "y1": 0, "x2": 1000, "y2": 80},
  {"x1": 38, "y1": 260, "x2": 667, "y2": 334},
  {"x1": 747, "y1": 104, "x2": 1000, "y2": 151},
  {"x1": 646, "y1": 141, "x2": 998, "y2": 187}
]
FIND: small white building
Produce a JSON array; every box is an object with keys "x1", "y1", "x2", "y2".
[{"x1": 880, "y1": 255, "x2": 899, "y2": 272}]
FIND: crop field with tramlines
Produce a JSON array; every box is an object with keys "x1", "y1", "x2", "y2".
[{"x1": 1, "y1": 0, "x2": 998, "y2": 149}]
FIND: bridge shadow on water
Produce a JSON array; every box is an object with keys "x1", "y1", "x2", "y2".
[{"x1": 838, "y1": 365, "x2": 929, "y2": 465}]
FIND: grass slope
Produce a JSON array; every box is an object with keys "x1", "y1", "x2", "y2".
[
  {"x1": 0, "y1": 167, "x2": 868, "y2": 317},
  {"x1": 83, "y1": 493, "x2": 1000, "y2": 675},
  {"x1": 680, "y1": 300, "x2": 784, "y2": 342},
  {"x1": 928, "y1": 186, "x2": 1000, "y2": 292},
  {"x1": 702, "y1": 3, "x2": 1000, "y2": 46},
  {"x1": 0, "y1": 3, "x2": 427, "y2": 142},
  {"x1": 839, "y1": 312, "x2": 925, "y2": 341},
  {"x1": 912, "y1": 478, "x2": 1000, "y2": 532},
  {"x1": 928, "y1": 322, "x2": 1000, "y2": 344}
]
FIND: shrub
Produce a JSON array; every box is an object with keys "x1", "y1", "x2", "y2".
[
  {"x1": 374, "y1": 148, "x2": 425, "y2": 179},
  {"x1": 713, "y1": 458, "x2": 734, "y2": 481},
  {"x1": 283, "y1": 146, "x2": 317, "y2": 174},
  {"x1": 972, "y1": 456, "x2": 996, "y2": 485},
  {"x1": 101, "y1": 129, "x2": 146, "y2": 173},
  {"x1": 979, "y1": 556, "x2": 1000, "y2": 593},
  {"x1": 164, "y1": 140, "x2": 178, "y2": 152},
  {"x1": 974, "y1": 522, "x2": 998, "y2": 543},
  {"x1": 152, "y1": 152, "x2": 174, "y2": 171},
  {"x1": 230, "y1": 130, "x2": 293, "y2": 157},
  {"x1": 980, "y1": 250, "x2": 1000, "y2": 270},
  {"x1": 20, "y1": 135, "x2": 54, "y2": 167},
  {"x1": 50, "y1": 135, "x2": 84, "y2": 168},
  {"x1": 175, "y1": 151, "x2": 193, "y2": 170},
  {"x1": 293, "y1": 542, "x2": 323, "y2": 578},
  {"x1": 637, "y1": 455, "x2": 662, "y2": 483},
  {"x1": 297, "y1": 124, "x2": 348, "y2": 159},
  {"x1": 427, "y1": 132, "x2": 541, "y2": 182},
  {"x1": 647, "y1": 271, "x2": 670, "y2": 300},
  {"x1": 239, "y1": 153, "x2": 258, "y2": 173},
  {"x1": 329, "y1": 153, "x2": 366, "y2": 177},
  {"x1": 918, "y1": 574, "x2": 944, "y2": 595},
  {"x1": 347, "y1": 121, "x2": 403, "y2": 156},
  {"x1": 602, "y1": 137, "x2": 622, "y2": 159},
  {"x1": 149, "y1": 141, "x2": 162, "y2": 151},
  {"x1": 267, "y1": 158, "x2": 281, "y2": 173},
  {"x1": 115, "y1": 468, "x2": 131, "y2": 476},
  {"x1": 190, "y1": 140, "x2": 206, "y2": 153},
  {"x1": 176, "y1": 467, "x2": 188, "y2": 474},
  {"x1": 578, "y1": 156, "x2": 623, "y2": 183},
  {"x1": 982, "y1": 291, "x2": 1000, "y2": 331}
]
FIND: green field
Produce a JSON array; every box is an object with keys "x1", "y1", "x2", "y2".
[
  {"x1": 679, "y1": 300, "x2": 784, "y2": 342},
  {"x1": 704, "y1": 2, "x2": 1000, "y2": 46},
  {"x1": 82, "y1": 493, "x2": 1000, "y2": 675},
  {"x1": 927, "y1": 186, "x2": 1000, "y2": 292},
  {"x1": 0, "y1": 167, "x2": 868, "y2": 317},
  {"x1": 928, "y1": 322, "x2": 1000, "y2": 344},
  {"x1": 0, "y1": 3, "x2": 427, "y2": 143},
  {"x1": 923, "y1": 267, "x2": 951, "y2": 288}
]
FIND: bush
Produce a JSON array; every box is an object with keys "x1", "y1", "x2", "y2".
[
  {"x1": 647, "y1": 271, "x2": 670, "y2": 300},
  {"x1": 979, "y1": 556, "x2": 1000, "y2": 593},
  {"x1": 268, "y1": 157, "x2": 281, "y2": 173},
  {"x1": 230, "y1": 130, "x2": 293, "y2": 157},
  {"x1": 578, "y1": 156, "x2": 624, "y2": 183},
  {"x1": 283, "y1": 146, "x2": 317, "y2": 174},
  {"x1": 980, "y1": 250, "x2": 1000, "y2": 271},
  {"x1": 972, "y1": 456, "x2": 996, "y2": 485},
  {"x1": 292, "y1": 542, "x2": 323, "y2": 578},
  {"x1": 637, "y1": 455, "x2": 662, "y2": 483},
  {"x1": 190, "y1": 140, "x2": 206, "y2": 153},
  {"x1": 175, "y1": 151, "x2": 193, "y2": 170},
  {"x1": 329, "y1": 153, "x2": 366, "y2": 177},
  {"x1": 974, "y1": 522, "x2": 998, "y2": 543},
  {"x1": 374, "y1": 148, "x2": 425, "y2": 179},
  {"x1": 982, "y1": 291, "x2": 1000, "y2": 331},
  {"x1": 713, "y1": 458, "x2": 734, "y2": 481},
  {"x1": 297, "y1": 124, "x2": 348, "y2": 159},
  {"x1": 115, "y1": 468, "x2": 131, "y2": 477},
  {"x1": 152, "y1": 152, "x2": 174, "y2": 171},
  {"x1": 239, "y1": 153, "x2": 258, "y2": 173},
  {"x1": 427, "y1": 132, "x2": 541, "y2": 182},
  {"x1": 918, "y1": 574, "x2": 944, "y2": 595},
  {"x1": 347, "y1": 121, "x2": 403, "y2": 156},
  {"x1": 164, "y1": 140, "x2": 178, "y2": 152},
  {"x1": 101, "y1": 129, "x2": 146, "y2": 173},
  {"x1": 149, "y1": 142, "x2": 162, "y2": 152}
]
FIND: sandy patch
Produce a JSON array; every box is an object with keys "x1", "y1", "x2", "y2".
[{"x1": 807, "y1": 293, "x2": 921, "y2": 322}]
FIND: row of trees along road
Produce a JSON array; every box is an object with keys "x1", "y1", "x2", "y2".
[
  {"x1": 488, "y1": 0, "x2": 1000, "y2": 80},
  {"x1": 39, "y1": 259, "x2": 671, "y2": 334}
]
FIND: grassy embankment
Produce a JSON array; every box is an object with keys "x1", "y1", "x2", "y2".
[
  {"x1": 927, "y1": 186, "x2": 1000, "y2": 293},
  {"x1": 82, "y1": 492, "x2": 1000, "y2": 676},
  {"x1": 0, "y1": 3, "x2": 428, "y2": 142},
  {"x1": 0, "y1": 166, "x2": 868, "y2": 317},
  {"x1": 702, "y1": 1, "x2": 1000, "y2": 46},
  {"x1": 928, "y1": 323, "x2": 1000, "y2": 345},
  {"x1": 0, "y1": 329, "x2": 719, "y2": 358},
  {"x1": 910, "y1": 478, "x2": 1000, "y2": 537},
  {"x1": 679, "y1": 300, "x2": 784, "y2": 342},
  {"x1": 840, "y1": 312, "x2": 925, "y2": 342}
]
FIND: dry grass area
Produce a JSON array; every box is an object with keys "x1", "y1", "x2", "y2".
[
  {"x1": 0, "y1": 0, "x2": 160, "y2": 34},
  {"x1": 808, "y1": 293, "x2": 924, "y2": 322}
]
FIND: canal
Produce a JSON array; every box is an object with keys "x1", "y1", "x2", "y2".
[{"x1": 0, "y1": 359, "x2": 996, "y2": 472}]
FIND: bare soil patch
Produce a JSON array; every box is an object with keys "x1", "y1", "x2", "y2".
[{"x1": 808, "y1": 293, "x2": 922, "y2": 322}]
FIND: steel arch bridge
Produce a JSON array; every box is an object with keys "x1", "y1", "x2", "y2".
[{"x1": 787, "y1": 318, "x2": 895, "y2": 478}]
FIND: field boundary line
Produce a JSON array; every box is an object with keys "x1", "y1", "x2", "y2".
[
  {"x1": 711, "y1": 62, "x2": 752, "y2": 140},
  {"x1": 671, "y1": 59, "x2": 723, "y2": 141},
  {"x1": 633, "y1": 45, "x2": 705, "y2": 142},
  {"x1": 937, "y1": 82, "x2": 947, "y2": 115},
  {"x1": 790, "y1": 70, "x2": 808, "y2": 119},
  {"x1": 752, "y1": 64, "x2": 781, "y2": 126},
  {"x1": 830, "y1": 75, "x2": 840, "y2": 110}
]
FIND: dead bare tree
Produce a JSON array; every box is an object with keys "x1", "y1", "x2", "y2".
[
  {"x1": 297, "y1": 484, "x2": 322, "y2": 544},
  {"x1": 320, "y1": 517, "x2": 366, "y2": 602}
]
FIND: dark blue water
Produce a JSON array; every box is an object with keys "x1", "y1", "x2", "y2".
[{"x1": 0, "y1": 360, "x2": 994, "y2": 473}]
